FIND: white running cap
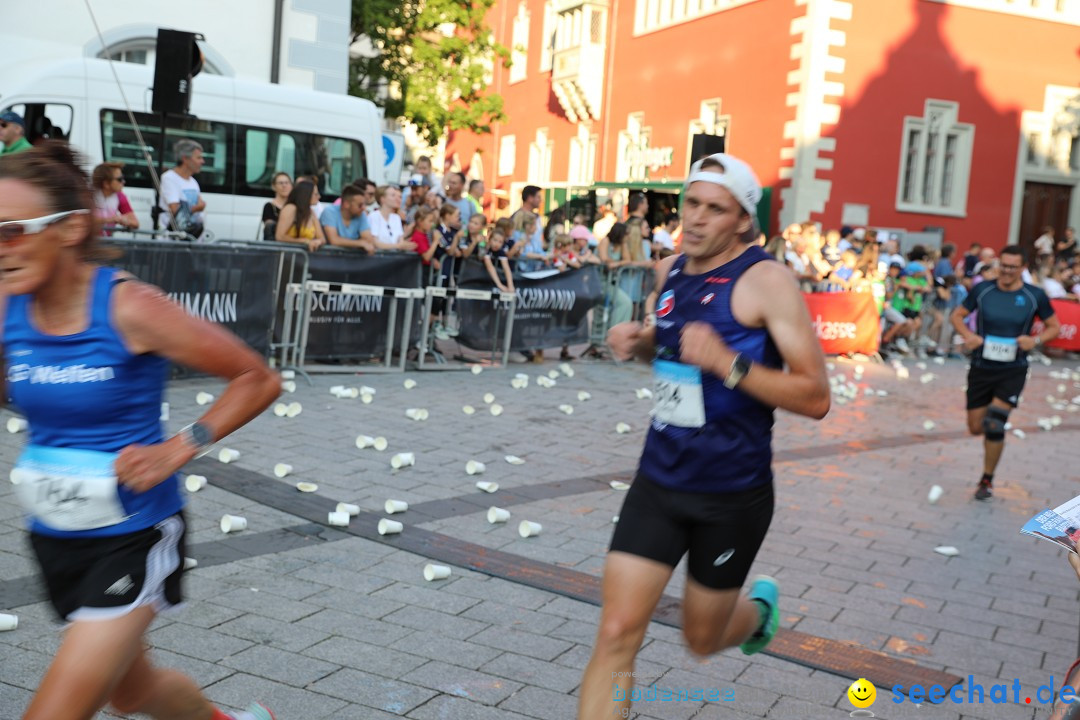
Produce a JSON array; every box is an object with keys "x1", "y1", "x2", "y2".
[{"x1": 684, "y1": 153, "x2": 762, "y2": 233}]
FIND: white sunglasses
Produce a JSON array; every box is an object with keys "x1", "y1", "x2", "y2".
[{"x1": 0, "y1": 210, "x2": 89, "y2": 243}]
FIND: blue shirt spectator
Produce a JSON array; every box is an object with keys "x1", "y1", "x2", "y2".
[{"x1": 320, "y1": 203, "x2": 370, "y2": 240}]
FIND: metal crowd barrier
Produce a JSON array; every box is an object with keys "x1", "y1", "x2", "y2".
[
  {"x1": 589, "y1": 265, "x2": 655, "y2": 350},
  {"x1": 107, "y1": 227, "x2": 200, "y2": 243},
  {"x1": 416, "y1": 286, "x2": 517, "y2": 370}
]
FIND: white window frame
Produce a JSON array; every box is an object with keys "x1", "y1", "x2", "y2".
[
  {"x1": 539, "y1": 1, "x2": 557, "y2": 73},
  {"x1": 568, "y1": 125, "x2": 599, "y2": 185},
  {"x1": 499, "y1": 134, "x2": 517, "y2": 176},
  {"x1": 895, "y1": 99, "x2": 974, "y2": 218},
  {"x1": 510, "y1": 3, "x2": 530, "y2": 84},
  {"x1": 528, "y1": 128, "x2": 553, "y2": 184}
]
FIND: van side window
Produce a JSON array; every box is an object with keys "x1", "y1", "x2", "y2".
[
  {"x1": 236, "y1": 125, "x2": 366, "y2": 201},
  {"x1": 2, "y1": 103, "x2": 73, "y2": 143},
  {"x1": 100, "y1": 109, "x2": 230, "y2": 194}
]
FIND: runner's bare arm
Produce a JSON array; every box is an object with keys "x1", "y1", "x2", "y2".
[
  {"x1": 111, "y1": 281, "x2": 281, "y2": 490},
  {"x1": 680, "y1": 260, "x2": 829, "y2": 419},
  {"x1": 1021, "y1": 313, "x2": 1060, "y2": 350}
]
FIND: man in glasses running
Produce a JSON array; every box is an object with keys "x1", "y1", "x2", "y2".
[{"x1": 950, "y1": 244, "x2": 1059, "y2": 500}]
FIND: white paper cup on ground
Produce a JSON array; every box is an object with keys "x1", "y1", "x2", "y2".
[
  {"x1": 487, "y1": 506, "x2": 510, "y2": 523},
  {"x1": 327, "y1": 511, "x2": 350, "y2": 527},
  {"x1": 0, "y1": 613, "x2": 18, "y2": 631},
  {"x1": 196, "y1": 392, "x2": 214, "y2": 405},
  {"x1": 615, "y1": 422, "x2": 631, "y2": 434},
  {"x1": 934, "y1": 545, "x2": 959, "y2": 557},
  {"x1": 281, "y1": 380, "x2": 296, "y2": 393},
  {"x1": 406, "y1": 408, "x2": 424, "y2": 421},
  {"x1": 610, "y1": 480, "x2": 631, "y2": 490},
  {"x1": 922, "y1": 420, "x2": 936, "y2": 431},
  {"x1": 356, "y1": 434, "x2": 376, "y2": 449},
  {"x1": 927, "y1": 485, "x2": 944, "y2": 504},
  {"x1": 518, "y1": 521, "x2": 543, "y2": 538},
  {"x1": 184, "y1": 474, "x2": 208, "y2": 492},
  {"x1": 475, "y1": 481, "x2": 499, "y2": 493},
  {"x1": 385, "y1": 499, "x2": 409, "y2": 514},
  {"x1": 359, "y1": 385, "x2": 376, "y2": 396},
  {"x1": 361, "y1": 392, "x2": 374, "y2": 404},
  {"x1": 273, "y1": 463, "x2": 293, "y2": 478},
  {"x1": 373, "y1": 437, "x2": 388, "y2": 452},
  {"x1": 286, "y1": 402, "x2": 302, "y2": 417},
  {"x1": 339, "y1": 387, "x2": 359, "y2": 399},
  {"x1": 463, "y1": 405, "x2": 476, "y2": 415},
  {"x1": 218, "y1": 448, "x2": 240, "y2": 464},
  {"x1": 505, "y1": 455, "x2": 525, "y2": 465},
  {"x1": 281, "y1": 370, "x2": 295, "y2": 380},
  {"x1": 220, "y1": 514, "x2": 247, "y2": 533},
  {"x1": 391, "y1": 452, "x2": 415, "y2": 469},
  {"x1": 577, "y1": 391, "x2": 591, "y2": 401},
  {"x1": 273, "y1": 402, "x2": 288, "y2": 417},
  {"x1": 548, "y1": 369, "x2": 560, "y2": 379},
  {"x1": 558, "y1": 404, "x2": 574, "y2": 415},
  {"x1": 483, "y1": 393, "x2": 496, "y2": 404},
  {"x1": 6, "y1": 418, "x2": 27, "y2": 434},
  {"x1": 337, "y1": 502, "x2": 360, "y2": 516},
  {"x1": 296, "y1": 482, "x2": 319, "y2": 493},
  {"x1": 635, "y1": 388, "x2": 653, "y2": 399},
  {"x1": 559, "y1": 363, "x2": 575, "y2": 377},
  {"x1": 471, "y1": 364, "x2": 483, "y2": 375},
  {"x1": 330, "y1": 385, "x2": 345, "y2": 396},
  {"x1": 378, "y1": 518, "x2": 403, "y2": 535},
  {"x1": 423, "y1": 563, "x2": 451, "y2": 581},
  {"x1": 466, "y1": 460, "x2": 486, "y2": 475},
  {"x1": 183, "y1": 557, "x2": 198, "y2": 570},
  {"x1": 403, "y1": 379, "x2": 417, "y2": 389},
  {"x1": 490, "y1": 404, "x2": 504, "y2": 416}
]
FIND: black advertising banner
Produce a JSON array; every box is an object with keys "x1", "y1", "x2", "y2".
[
  {"x1": 303, "y1": 251, "x2": 423, "y2": 360},
  {"x1": 115, "y1": 242, "x2": 278, "y2": 356},
  {"x1": 456, "y1": 262, "x2": 604, "y2": 352}
]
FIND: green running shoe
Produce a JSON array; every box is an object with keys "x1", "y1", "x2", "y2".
[{"x1": 740, "y1": 575, "x2": 779, "y2": 656}]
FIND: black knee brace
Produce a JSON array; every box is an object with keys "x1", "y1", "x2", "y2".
[{"x1": 983, "y1": 405, "x2": 1008, "y2": 442}]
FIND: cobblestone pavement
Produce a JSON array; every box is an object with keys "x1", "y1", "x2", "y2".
[{"x1": 1, "y1": 352, "x2": 1079, "y2": 719}]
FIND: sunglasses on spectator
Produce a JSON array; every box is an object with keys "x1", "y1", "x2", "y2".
[{"x1": 0, "y1": 210, "x2": 89, "y2": 244}]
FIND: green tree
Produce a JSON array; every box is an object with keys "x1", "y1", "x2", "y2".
[{"x1": 351, "y1": 0, "x2": 510, "y2": 145}]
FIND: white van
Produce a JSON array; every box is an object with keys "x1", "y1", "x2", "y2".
[{"x1": 0, "y1": 58, "x2": 385, "y2": 239}]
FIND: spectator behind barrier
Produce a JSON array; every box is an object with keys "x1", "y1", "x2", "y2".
[
  {"x1": 458, "y1": 213, "x2": 488, "y2": 260},
  {"x1": 91, "y1": 162, "x2": 138, "y2": 233},
  {"x1": 443, "y1": 172, "x2": 473, "y2": 229},
  {"x1": 260, "y1": 171, "x2": 292, "y2": 240},
  {"x1": 552, "y1": 234, "x2": 581, "y2": 271},
  {"x1": 653, "y1": 213, "x2": 679, "y2": 252},
  {"x1": 368, "y1": 185, "x2": 415, "y2": 251},
  {"x1": 321, "y1": 185, "x2": 376, "y2": 253},
  {"x1": 295, "y1": 175, "x2": 328, "y2": 219},
  {"x1": 275, "y1": 180, "x2": 326, "y2": 253},
  {"x1": 410, "y1": 206, "x2": 439, "y2": 267},
  {"x1": 467, "y1": 179, "x2": 485, "y2": 216},
  {"x1": 513, "y1": 212, "x2": 547, "y2": 272},
  {"x1": 597, "y1": 222, "x2": 635, "y2": 327},
  {"x1": 573, "y1": 231, "x2": 602, "y2": 265},
  {"x1": 481, "y1": 228, "x2": 515, "y2": 294},
  {"x1": 158, "y1": 138, "x2": 206, "y2": 239}
]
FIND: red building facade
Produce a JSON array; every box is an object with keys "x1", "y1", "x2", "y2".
[{"x1": 445, "y1": 0, "x2": 1079, "y2": 254}]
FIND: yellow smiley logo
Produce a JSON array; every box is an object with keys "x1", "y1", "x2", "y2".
[{"x1": 847, "y1": 678, "x2": 876, "y2": 709}]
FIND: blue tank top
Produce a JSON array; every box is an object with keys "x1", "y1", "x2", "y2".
[
  {"x1": 639, "y1": 246, "x2": 782, "y2": 493},
  {"x1": 4, "y1": 266, "x2": 182, "y2": 537}
]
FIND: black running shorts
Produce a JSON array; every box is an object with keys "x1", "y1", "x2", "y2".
[
  {"x1": 966, "y1": 365, "x2": 1028, "y2": 410},
  {"x1": 29, "y1": 513, "x2": 186, "y2": 622},
  {"x1": 609, "y1": 473, "x2": 774, "y2": 590}
]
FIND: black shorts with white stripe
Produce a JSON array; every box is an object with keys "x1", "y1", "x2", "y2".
[{"x1": 30, "y1": 512, "x2": 186, "y2": 622}]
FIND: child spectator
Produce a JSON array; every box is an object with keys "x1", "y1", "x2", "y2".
[
  {"x1": 513, "y1": 212, "x2": 548, "y2": 272},
  {"x1": 552, "y1": 234, "x2": 581, "y2": 271},
  {"x1": 411, "y1": 206, "x2": 438, "y2": 267},
  {"x1": 482, "y1": 228, "x2": 515, "y2": 294},
  {"x1": 459, "y1": 212, "x2": 488, "y2": 259}
]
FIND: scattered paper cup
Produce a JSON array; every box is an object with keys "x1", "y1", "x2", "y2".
[
  {"x1": 559, "y1": 363, "x2": 575, "y2": 377},
  {"x1": 391, "y1": 453, "x2": 415, "y2": 469},
  {"x1": 423, "y1": 563, "x2": 451, "y2": 581},
  {"x1": 327, "y1": 511, "x2": 350, "y2": 527},
  {"x1": 558, "y1": 404, "x2": 574, "y2": 415},
  {"x1": 373, "y1": 437, "x2": 388, "y2": 452},
  {"x1": 920, "y1": 373, "x2": 935, "y2": 384},
  {"x1": 877, "y1": 390, "x2": 888, "y2": 397},
  {"x1": 356, "y1": 434, "x2": 376, "y2": 449},
  {"x1": 490, "y1": 404, "x2": 504, "y2": 416},
  {"x1": 184, "y1": 474, "x2": 208, "y2": 492},
  {"x1": 419, "y1": 409, "x2": 430, "y2": 420},
  {"x1": 361, "y1": 393, "x2": 374, "y2": 404},
  {"x1": 183, "y1": 557, "x2": 198, "y2": 570},
  {"x1": 0, "y1": 613, "x2": 18, "y2": 631},
  {"x1": 1013, "y1": 428, "x2": 1026, "y2": 439},
  {"x1": 220, "y1": 514, "x2": 247, "y2": 533},
  {"x1": 505, "y1": 455, "x2": 525, "y2": 465},
  {"x1": 635, "y1": 388, "x2": 653, "y2": 399},
  {"x1": 218, "y1": 448, "x2": 240, "y2": 464},
  {"x1": 359, "y1": 385, "x2": 376, "y2": 396},
  {"x1": 403, "y1": 379, "x2": 417, "y2": 389},
  {"x1": 612, "y1": 515, "x2": 619, "y2": 523},
  {"x1": 476, "y1": 481, "x2": 499, "y2": 493},
  {"x1": 273, "y1": 463, "x2": 293, "y2": 478},
  {"x1": 338, "y1": 387, "x2": 359, "y2": 399},
  {"x1": 896, "y1": 367, "x2": 910, "y2": 380},
  {"x1": 286, "y1": 402, "x2": 302, "y2": 418},
  {"x1": 610, "y1": 480, "x2": 631, "y2": 490},
  {"x1": 196, "y1": 392, "x2": 214, "y2": 405},
  {"x1": 915, "y1": 362, "x2": 927, "y2": 370},
  {"x1": 511, "y1": 378, "x2": 526, "y2": 389},
  {"x1": 1052, "y1": 415, "x2": 1063, "y2": 426},
  {"x1": 483, "y1": 393, "x2": 496, "y2": 404},
  {"x1": 518, "y1": 521, "x2": 543, "y2": 538},
  {"x1": 471, "y1": 365, "x2": 483, "y2": 375},
  {"x1": 577, "y1": 391, "x2": 591, "y2": 402},
  {"x1": 6, "y1": 418, "x2": 27, "y2": 434},
  {"x1": 296, "y1": 482, "x2": 319, "y2": 493},
  {"x1": 927, "y1": 485, "x2": 944, "y2": 504},
  {"x1": 281, "y1": 380, "x2": 296, "y2": 393},
  {"x1": 281, "y1": 370, "x2": 295, "y2": 380},
  {"x1": 336, "y1": 502, "x2": 360, "y2": 516},
  {"x1": 378, "y1": 518, "x2": 403, "y2": 535},
  {"x1": 273, "y1": 402, "x2": 288, "y2": 417},
  {"x1": 330, "y1": 385, "x2": 345, "y2": 396},
  {"x1": 385, "y1": 499, "x2": 409, "y2": 514},
  {"x1": 466, "y1": 460, "x2": 486, "y2": 475},
  {"x1": 934, "y1": 546, "x2": 959, "y2": 557},
  {"x1": 615, "y1": 422, "x2": 631, "y2": 434},
  {"x1": 548, "y1": 370, "x2": 560, "y2": 380},
  {"x1": 487, "y1": 506, "x2": 510, "y2": 523},
  {"x1": 406, "y1": 408, "x2": 424, "y2": 421},
  {"x1": 463, "y1": 405, "x2": 476, "y2": 415},
  {"x1": 922, "y1": 420, "x2": 936, "y2": 431}
]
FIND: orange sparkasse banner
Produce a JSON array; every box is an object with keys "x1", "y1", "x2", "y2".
[
  {"x1": 1034, "y1": 300, "x2": 1080, "y2": 350},
  {"x1": 802, "y1": 292, "x2": 881, "y2": 355}
]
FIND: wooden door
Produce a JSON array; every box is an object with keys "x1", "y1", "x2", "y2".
[{"x1": 1019, "y1": 182, "x2": 1072, "y2": 258}]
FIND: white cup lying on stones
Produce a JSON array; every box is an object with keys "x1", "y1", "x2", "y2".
[
  {"x1": 385, "y1": 499, "x2": 409, "y2": 514},
  {"x1": 487, "y1": 507, "x2": 510, "y2": 523},
  {"x1": 220, "y1": 514, "x2": 247, "y2": 533},
  {"x1": 518, "y1": 520, "x2": 542, "y2": 538},
  {"x1": 378, "y1": 518, "x2": 403, "y2": 535},
  {"x1": 423, "y1": 563, "x2": 451, "y2": 581}
]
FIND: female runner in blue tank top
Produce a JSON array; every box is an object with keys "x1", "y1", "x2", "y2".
[
  {"x1": 578, "y1": 154, "x2": 831, "y2": 718},
  {"x1": 0, "y1": 143, "x2": 281, "y2": 720}
]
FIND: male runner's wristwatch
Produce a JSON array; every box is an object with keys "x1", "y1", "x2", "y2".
[
  {"x1": 178, "y1": 422, "x2": 214, "y2": 454},
  {"x1": 723, "y1": 353, "x2": 751, "y2": 389}
]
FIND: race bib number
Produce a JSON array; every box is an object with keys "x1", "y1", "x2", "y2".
[
  {"x1": 10, "y1": 446, "x2": 127, "y2": 531},
  {"x1": 982, "y1": 335, "x2": 1018, "y2": 362},
  {"x1": 652, "y1": 360, "x2": 706, "y2": 428}
]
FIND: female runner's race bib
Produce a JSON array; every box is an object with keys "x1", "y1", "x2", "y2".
[
  {"x1": 10, "y1": 445, "x2": 128, "y2": 531},
  {"x1": 982, "y1": 335, "x2": 1018, "y2": 363},
  {"x1": 652, "y1": 359, "x2": 706, "y2": 428}
]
